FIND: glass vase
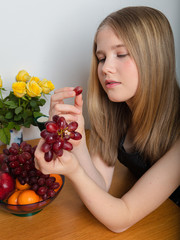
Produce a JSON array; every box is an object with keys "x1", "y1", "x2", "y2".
[{"x1": 7, "y1": 127, "x2": 23, "y2": 148}]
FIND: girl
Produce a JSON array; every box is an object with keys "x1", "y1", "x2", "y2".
[{"x1": 35, "y1": 6, "x2": 180, "y2": 232}]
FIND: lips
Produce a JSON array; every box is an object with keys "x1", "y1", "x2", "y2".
[{"x1": 105, "y1": 80, "x2": 121, "y2": 86}]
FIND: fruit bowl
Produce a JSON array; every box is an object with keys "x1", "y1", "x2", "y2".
[{"x1": 0, "y1": 175, "x2": 65, "y2": 217}]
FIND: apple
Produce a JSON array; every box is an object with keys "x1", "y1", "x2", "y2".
[{"x1": 0, "y1": 171, "x2": 15, "y2": 200}]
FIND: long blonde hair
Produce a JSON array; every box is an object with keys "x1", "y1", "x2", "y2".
[{"x1": 87, "y1": 6, "x2": 180, "y2": 166}]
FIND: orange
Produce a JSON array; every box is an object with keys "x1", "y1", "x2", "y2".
[
  {"x1": 15, "y1": 178, "x2": 31, "y2": 190},
  {"x1": 17, "y1": 190, "x2": 40, "y2": 205},
  {"x1": 50, "y1": 174, "x2": 63, "y2": 192},
  {"x1": 8, "y1": 190, "x2": 22, "y2": 205}
]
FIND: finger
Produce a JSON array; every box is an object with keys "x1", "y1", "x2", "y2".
[
  {"x1": 53, "y1": 103, "x2": 81, "y2": 115},
  {"x1": 74, "y1": 94, "x2": 83, "y2": 112},
  {"x1": 34, "y1": 157, "x2": 40, "y2": 170},
  {"x1": 51, "y1": 90, "x2": 76, "y2": 104},
  {"x1": 54, "y1": 87, "x2": 74, "y2": 94}
]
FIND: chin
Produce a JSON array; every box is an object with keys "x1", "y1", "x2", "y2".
[{"x1": 107, "y1": 94, "x2": 124, "y2": 103}]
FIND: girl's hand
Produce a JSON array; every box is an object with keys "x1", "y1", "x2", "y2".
[
  {"x1": 49, "y1": 87, "x2": 85, "y2": 138},
  {"x1": 34, "y1": 138, "x2": 80, "y2": 177}
]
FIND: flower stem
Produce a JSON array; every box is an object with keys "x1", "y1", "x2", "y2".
[{"x1": 0, "y1": 89, "x2": 2, "y2": 99}]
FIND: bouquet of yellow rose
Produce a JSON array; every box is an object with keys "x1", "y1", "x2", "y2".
[{"x1": 0, "y1": 70, "x2": 54, "y2": 144}]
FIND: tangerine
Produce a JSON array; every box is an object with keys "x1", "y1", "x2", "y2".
[
  {"x1": 8, "y1": 190, "x2": 22, "y2": 205},
  {"x1": 16, "y1": 178, "x2": 31, "y2": 190},
  {"x1": 17, "y1": 190, "x2": 40, "y2": 205},
  {"x1": 50, "y1": 174, "x2": 63, "y2": 192}
]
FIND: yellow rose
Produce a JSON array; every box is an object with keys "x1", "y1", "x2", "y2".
[
  {"x1": 30, "y1": 76, "x2": 40, "y2": 83},
  {"x1": 39, "y1": 79, "x2": 55, "y2": 94},
  {"x1": 26, "y1": 80, "x2": 42, "y2": 97},
  {"x1": 0, "y1": 76, "x2": 2, "y2": 88},
  {"x1": 12, "y1": 82, "x2": 26, "y2": 98},
  {"x1": 16, "y1": 70, "x2": 31, "y2": 82}
]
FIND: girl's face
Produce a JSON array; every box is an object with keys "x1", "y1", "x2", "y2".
[{"x1": 96, "y1": 26, "x2": 139, "y2": 106}]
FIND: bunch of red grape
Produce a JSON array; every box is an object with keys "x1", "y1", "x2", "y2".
[
  {"x1": 0, "y1": 142, "x2": 61, "y2": 200},
  {"x1": 40, "y1": 115, "x2": 82, "y2": 162}
]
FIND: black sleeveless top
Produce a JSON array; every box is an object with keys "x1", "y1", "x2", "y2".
[{"x1": 118, "y1": 137, "x2": 180, "y2": 207}]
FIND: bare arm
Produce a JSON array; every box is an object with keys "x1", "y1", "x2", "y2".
[
  {"x1": 67, "y1": 138, "x2": 180, "y2": 232},
  {"x1": 35, "y1": 137, "x2": 180, "y2": 232}
]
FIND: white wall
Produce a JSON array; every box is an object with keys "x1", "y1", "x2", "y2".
[{"x1": 0, "y1": 0, "x2": 179, "y2": 141}]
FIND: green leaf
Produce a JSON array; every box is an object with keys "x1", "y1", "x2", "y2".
[
  {"x1": 0, "y1": 127, "x2": 10, "y2": 144},
  {"x1": 22, "y1": 109, "x2": 32, "y2": 118},
  {"x1": 7, "y1": 122, "x2": 17, "y2": 130},
  {"x1": 30, "y1": 100, "x2": 37, "y2": 108},
  {"x1": 33, "y1": 112, "x2": 44, "y2": 118},
  {"x1": 15, "y1": 106, "x2": 23, "y2": 115},
  {"x1": 0, "y1": 115, "x2": 5, "y2": 122},
  {"x1": 4, "y1": 101, "x2": 18, "y2": 109},
  {"x1": 14, "y1": 115, "x2": 22, "y2": 121},
  {"x1": 5, "y1": 112, "x2": 13, "y2": 119},
  {"x1": 0, "y1": 101, "x2": 4, "y2": 108},
  {"x1": 39, "y1": 99, "x2": 46, "y2": 106}
]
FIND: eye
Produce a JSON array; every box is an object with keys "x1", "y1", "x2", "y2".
[
  {"x1": 97, "y1": 57, "x2": 106, "y2": 63},
  {"x1": 117, "y1": 54, "x2": 128, "y2": 58}
]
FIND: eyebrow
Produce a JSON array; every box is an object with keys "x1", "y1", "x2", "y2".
[{"x1": 96, "y1": 44, "x2": 126, "y2": 55}]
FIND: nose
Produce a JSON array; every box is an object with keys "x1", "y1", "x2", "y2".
[{"x1": 101, "y1": 58, "x2": 116, "y2": 75}]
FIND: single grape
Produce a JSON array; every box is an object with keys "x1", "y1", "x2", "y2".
[
  {"x1": 54, "y1": 148, "x2": 63, "y2": 157},
  {"x1": 11, "y1": 143, "x2": 19, "y2": 150},
  {"x1": 21, "y1": 152, "x2": 32, "y2": 160},
  {"x1": 40, "y1": 129, "x2": 49, "y2": 139},
  {"x1": 68, "y1": 121, "x2": 78, "y2": 132},
  {"x1": 71, "y1": 131, "x2": 82, "y2": 140},
  {"x1": 41, "y1": 142, "x2": 52, "y2": 153},
  {"x1": 21, "y1": 144, "x2": 32, "y2": 153},
  {"x1": 50, "y1": 182, "x2": 60, "y2": 190},
  {"x1": 42, "y1": 193, "x2": 48, "y2": 200},
  {"x1": 73, "y1": 86, "x2": 83, "y2": 96},
  {"x1": 63, "y1": 141, "x2": 73, "y2": 151},
  {"x1": 52, "y1": 140, "x2": 63, "y2": 152},
  {"x1": 57, "y1": 117, "x2": 67, "y2": 130},
  {"x1": 37, "y1": 186, "x2": 48, "y2": 196},
  {"x1": 38, "y1": 177, "x2": 46, "y2": 186},
  {"x1": 47, "y1": 189, "x2": 56, "y2": 198},
  {"x1": 52, "y1": 115, "x2": 60, "y2": 123},
  {"x1": 9, "y1": 161, "x2": 20, "y2": 169},
  {"x1": 45, "y1": 133, "x2": 58, "y2": 144},
  {"x1": 46, "y1": 121, "x2": 58, "y2": 133},
  {"x1": 8, "y1": 147, "x2": 18, "y2": 155},
  {"x1": 44, "y1": 150, "x2": 53, "y2": 162},
  {"x1": 3, "y1": 148, "x2": 10, "y2": 155},
  {"x1": 45, "y1": 177, "x2": 55, "y2": 187},
  {"x1": 18, "y1": 154, "x2": 26, "y2": 164}
]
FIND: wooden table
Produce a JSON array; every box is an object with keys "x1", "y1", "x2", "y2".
[{"x1": 0, "y1": 137, "x2": 179, "y2": 240}]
